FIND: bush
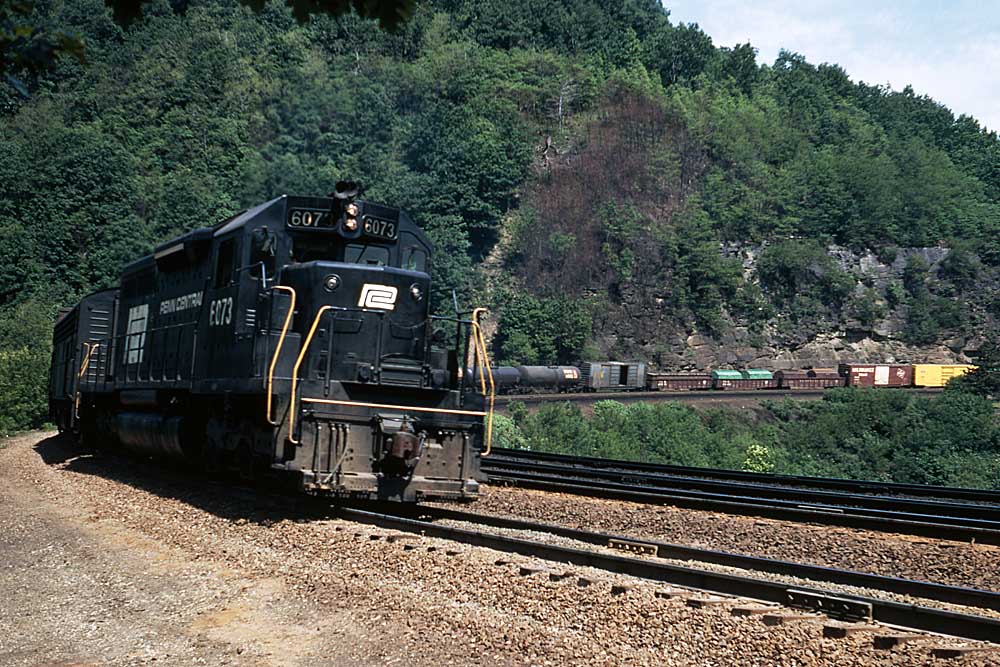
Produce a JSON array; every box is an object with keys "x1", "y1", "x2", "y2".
[
  {"x1": 493, "y1": 289, "x2": 592, "y2": 365},
  {"x1": 490, "y1": 413, "x2": 527, "y2": 450},
  {"x1": 756, "y1": 240, "x2": 853, "y2": 316},
  {"x1": 0, "y1": 295, "x2": 67, "y2": 435},
  {"x1": 0, "y1": 346, "x2": 51, "y2": 436},
  {"x1": 515, "y1": 386, "x2": 1000, "y2": 489}
]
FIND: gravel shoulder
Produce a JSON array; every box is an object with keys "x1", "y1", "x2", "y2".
[
  {"x1": 2, "y1": 430, "x2": 997, "y2": 666},
  {"x1": 467, "y1": 485, "x2": 1000, "y2": 592}
]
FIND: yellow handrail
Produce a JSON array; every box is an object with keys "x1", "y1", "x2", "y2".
[
  {"x1": 287, "y1": 305, "x2": 333, "y2": 445},
  {"x1": 470, "y1": 307, "x2": 495, "y2": 456},
  {"x1": 286, "y1": 304, "x2": 496, "y2": 455},
  {"x1": 266, "y1": 286, "x2": 297, "y2": 425},
  {"x1": 74, "y1": 342, "x2": 99, "y2": 420}
]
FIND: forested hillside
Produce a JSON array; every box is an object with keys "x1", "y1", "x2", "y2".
[{"x1": 2, "y1": 0, "x2": 999, "y2": 434}]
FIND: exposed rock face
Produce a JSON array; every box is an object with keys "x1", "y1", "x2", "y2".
[{"x1": 590, "y1": 244, "x2": 997, "y2": 370}]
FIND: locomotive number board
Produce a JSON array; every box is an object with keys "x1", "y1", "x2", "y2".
[
  {"x1": 362, "y1": 216, "x2": 398, "y2": 240},
  {"x1": 287, "y1": 208, "x2": 334, "y2": 228}
]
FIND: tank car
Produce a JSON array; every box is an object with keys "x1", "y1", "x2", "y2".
[
  {"x1": 49, "y1": 185, "x2": 493, "y2": 502},
  {"x1": 515, "y1": 365, "x2": 581, "y2": 392}
]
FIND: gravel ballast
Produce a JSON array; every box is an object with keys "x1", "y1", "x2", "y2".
[
  {"x1": 2, "y1": 430, "x2": 997, "y2": 666},
  {"x1": 466, "y1": 485, "x2": 1000, "y2": 593}
]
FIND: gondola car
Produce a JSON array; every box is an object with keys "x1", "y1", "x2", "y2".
[
  {"x1": 644, "y1": 372, "x2": 712, "y2": 391},
  {"x1": 774, "y1": 369, "x2": 844, "y2": 389},
  {"x1": 49, "y1": 186, "x2": 493, "y2": 502}
]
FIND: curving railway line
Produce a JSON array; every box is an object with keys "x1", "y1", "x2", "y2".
[
  {"x1": 480, "y1": 448, "x2": 1000, "y2": 545},
  {"x1": 485, "y1": 447, "x2": 1000, "y2": 502},
  {"x1": 494, "y1": 387, "x2": 945, "y2": 411},
  {"x1": 342, "y1": 503, "x2": 1000, "y2": 645}
]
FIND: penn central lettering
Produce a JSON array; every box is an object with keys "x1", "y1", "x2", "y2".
[{"x1": 159, "y1": 291, "x2": 204, "y2": 316}]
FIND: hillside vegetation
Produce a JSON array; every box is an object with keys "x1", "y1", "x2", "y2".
[
  {"x1": 500, "y1": 382, "x2": 1000, "y2": 489},
  {"x1": 2, "y1": 0, "x2": 1000, "y2": 434}
]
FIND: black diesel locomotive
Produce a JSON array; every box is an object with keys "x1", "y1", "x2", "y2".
[{"x1": 49, "y1": 185, "x2": 494, "y2": 501}]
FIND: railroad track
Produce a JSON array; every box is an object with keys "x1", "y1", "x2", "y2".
[
  {"x1": 486, "y1": 447, "x2": 999, "y2": 502},
  {"x1": 481, "y1": 450, "x2": 1000, "y2": 545},
  {"x1": 340, "y1": 503, "x2": 1000, "y2": 645},
  {"x1": 494, "y1": 387, "x2": 944, "y2": 409}
]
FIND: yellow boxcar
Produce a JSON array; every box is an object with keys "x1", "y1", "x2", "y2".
[{"x1": 912, "y1": 364, "x2": 977, "y2": 387}]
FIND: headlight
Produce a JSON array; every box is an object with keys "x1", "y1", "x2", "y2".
[
  {"x1": 344, "y1": 217, "x2": 358, "y2": 231},
  {"x1": 346, "y1": 202, "x2": 359, "y2": 217},
  {"x1": 323, "y1": 274, "x2": 341, "y2": 291},
  {"x1": 410, "y1": 284, "x2": 423, "y2": 301}
]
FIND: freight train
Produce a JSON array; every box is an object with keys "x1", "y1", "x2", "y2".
[
  {"x1": 49, "y1": 186, "x2": 494, "y2": 502},
  {"x1": 480, "y1": 362, "x2": 976, "y2": 393}
]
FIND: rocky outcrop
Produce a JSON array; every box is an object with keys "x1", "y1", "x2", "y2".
[{"x1": 589, "y1": 244, "x2": 996, "y2": 370}]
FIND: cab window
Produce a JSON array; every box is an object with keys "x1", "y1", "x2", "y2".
[
  {"x1": 402, "y1": 247, "x2": 427, "y2": 272},
  {"x1": 214, "y1": 238, "x2": 238, "y2": 287},
  {"x1": 345, "y1": 243, "x2": 389, "y2": 267}
]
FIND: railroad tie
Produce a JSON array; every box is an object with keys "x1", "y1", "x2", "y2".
[
  {"x1": 730, "y1": 606, "x2": 779, "y2": 617},
  {"x1": 385, "y1": 534, "x2": 418, "y2": 544},
  {"x1": 761, "y1": 612, "x2": 821, "y2": 626},
  {"x1": 686, "y1": 597, "x2": 729, "y2": 609},
  {"x1": 822, "y1": 623, "x2": 881, "y2": 639},
  {"x1": 930, "y1": 646, "x2": 999, "y2": 660},
  {"x1": 873, "y1": 634, "x2": 929, "y2": 650},
  {"x1": 655, "y1": 589, "x2": 693, "y2": 600}
]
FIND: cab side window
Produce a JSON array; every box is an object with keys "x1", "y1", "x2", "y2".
[
  {"x1": 214, "y1": 238, "x2": 238, "y2": 287},
  {"x1": 345, "y1": 243, "x2": 389, "y2": 267},
  {"x1": 403, "y1": 247, "x2": 427, "y2": 272},
  {"x1": 250, "y1": 227, "x2": 276, "y2": 281}
]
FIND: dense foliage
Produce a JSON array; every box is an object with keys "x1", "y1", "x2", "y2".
[
  {"x1": 2, "y1": 0, "x2": 999, "y2": 434},
  {"x1": 502, "y1": 384, "x2": 1000, "y2": 489}
]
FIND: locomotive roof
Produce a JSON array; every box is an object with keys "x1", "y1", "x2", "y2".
[
  {"x1": 54, "y1": 286, "x2": 118, "y2": 324},
  {"x1": 121, "y1": 194, "x2": 429, "y2": 278},
  {"x1": 212, "y1": 197, "x2": 281, "y2": 237}
]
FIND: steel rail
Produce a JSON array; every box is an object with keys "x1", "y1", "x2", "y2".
[
  {"x1": 483, "y1": 459, "x2": 1000, "y2": 522},
  {"x1": 415, "y1": 505, "x2": 1000, "y2": 612},
  {"x1": 338, "y1": 506, "x2": 1000, "y2": 643},
  {"x1": 484, "y1": 472, "x2": 1000, "y2": 546},
  {"x1": 494, "y1": 387, "x2": 944, "y2": 407},
  {"x1": 487, "y1": 447, "x2": 1000, "y2": 503},
  {"x1": 486, "y1": 469, "x2": 1000, "y2": 531}
]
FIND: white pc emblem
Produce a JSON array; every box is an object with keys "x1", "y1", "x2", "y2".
[{"x1": 358, "y1": 284, "x2": 398, "y2": 310}]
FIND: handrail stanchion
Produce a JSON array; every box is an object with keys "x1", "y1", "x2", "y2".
[
  {"x1": 470, "y1": 307, "x2": 495, "y2": 457},
  {"x1": 74, "y1": 342, "x2": 99, "y2": 420},
  {"x1": 266, "y1": 286, "x2": 297, "y2": 425},
  {"x1": 287, "y1": 305, "x2": 333, "y2": 444}
]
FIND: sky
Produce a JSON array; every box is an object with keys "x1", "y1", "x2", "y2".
[{"x1": 663, "y1": 1, "x2": 1000, "y2": 132}]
